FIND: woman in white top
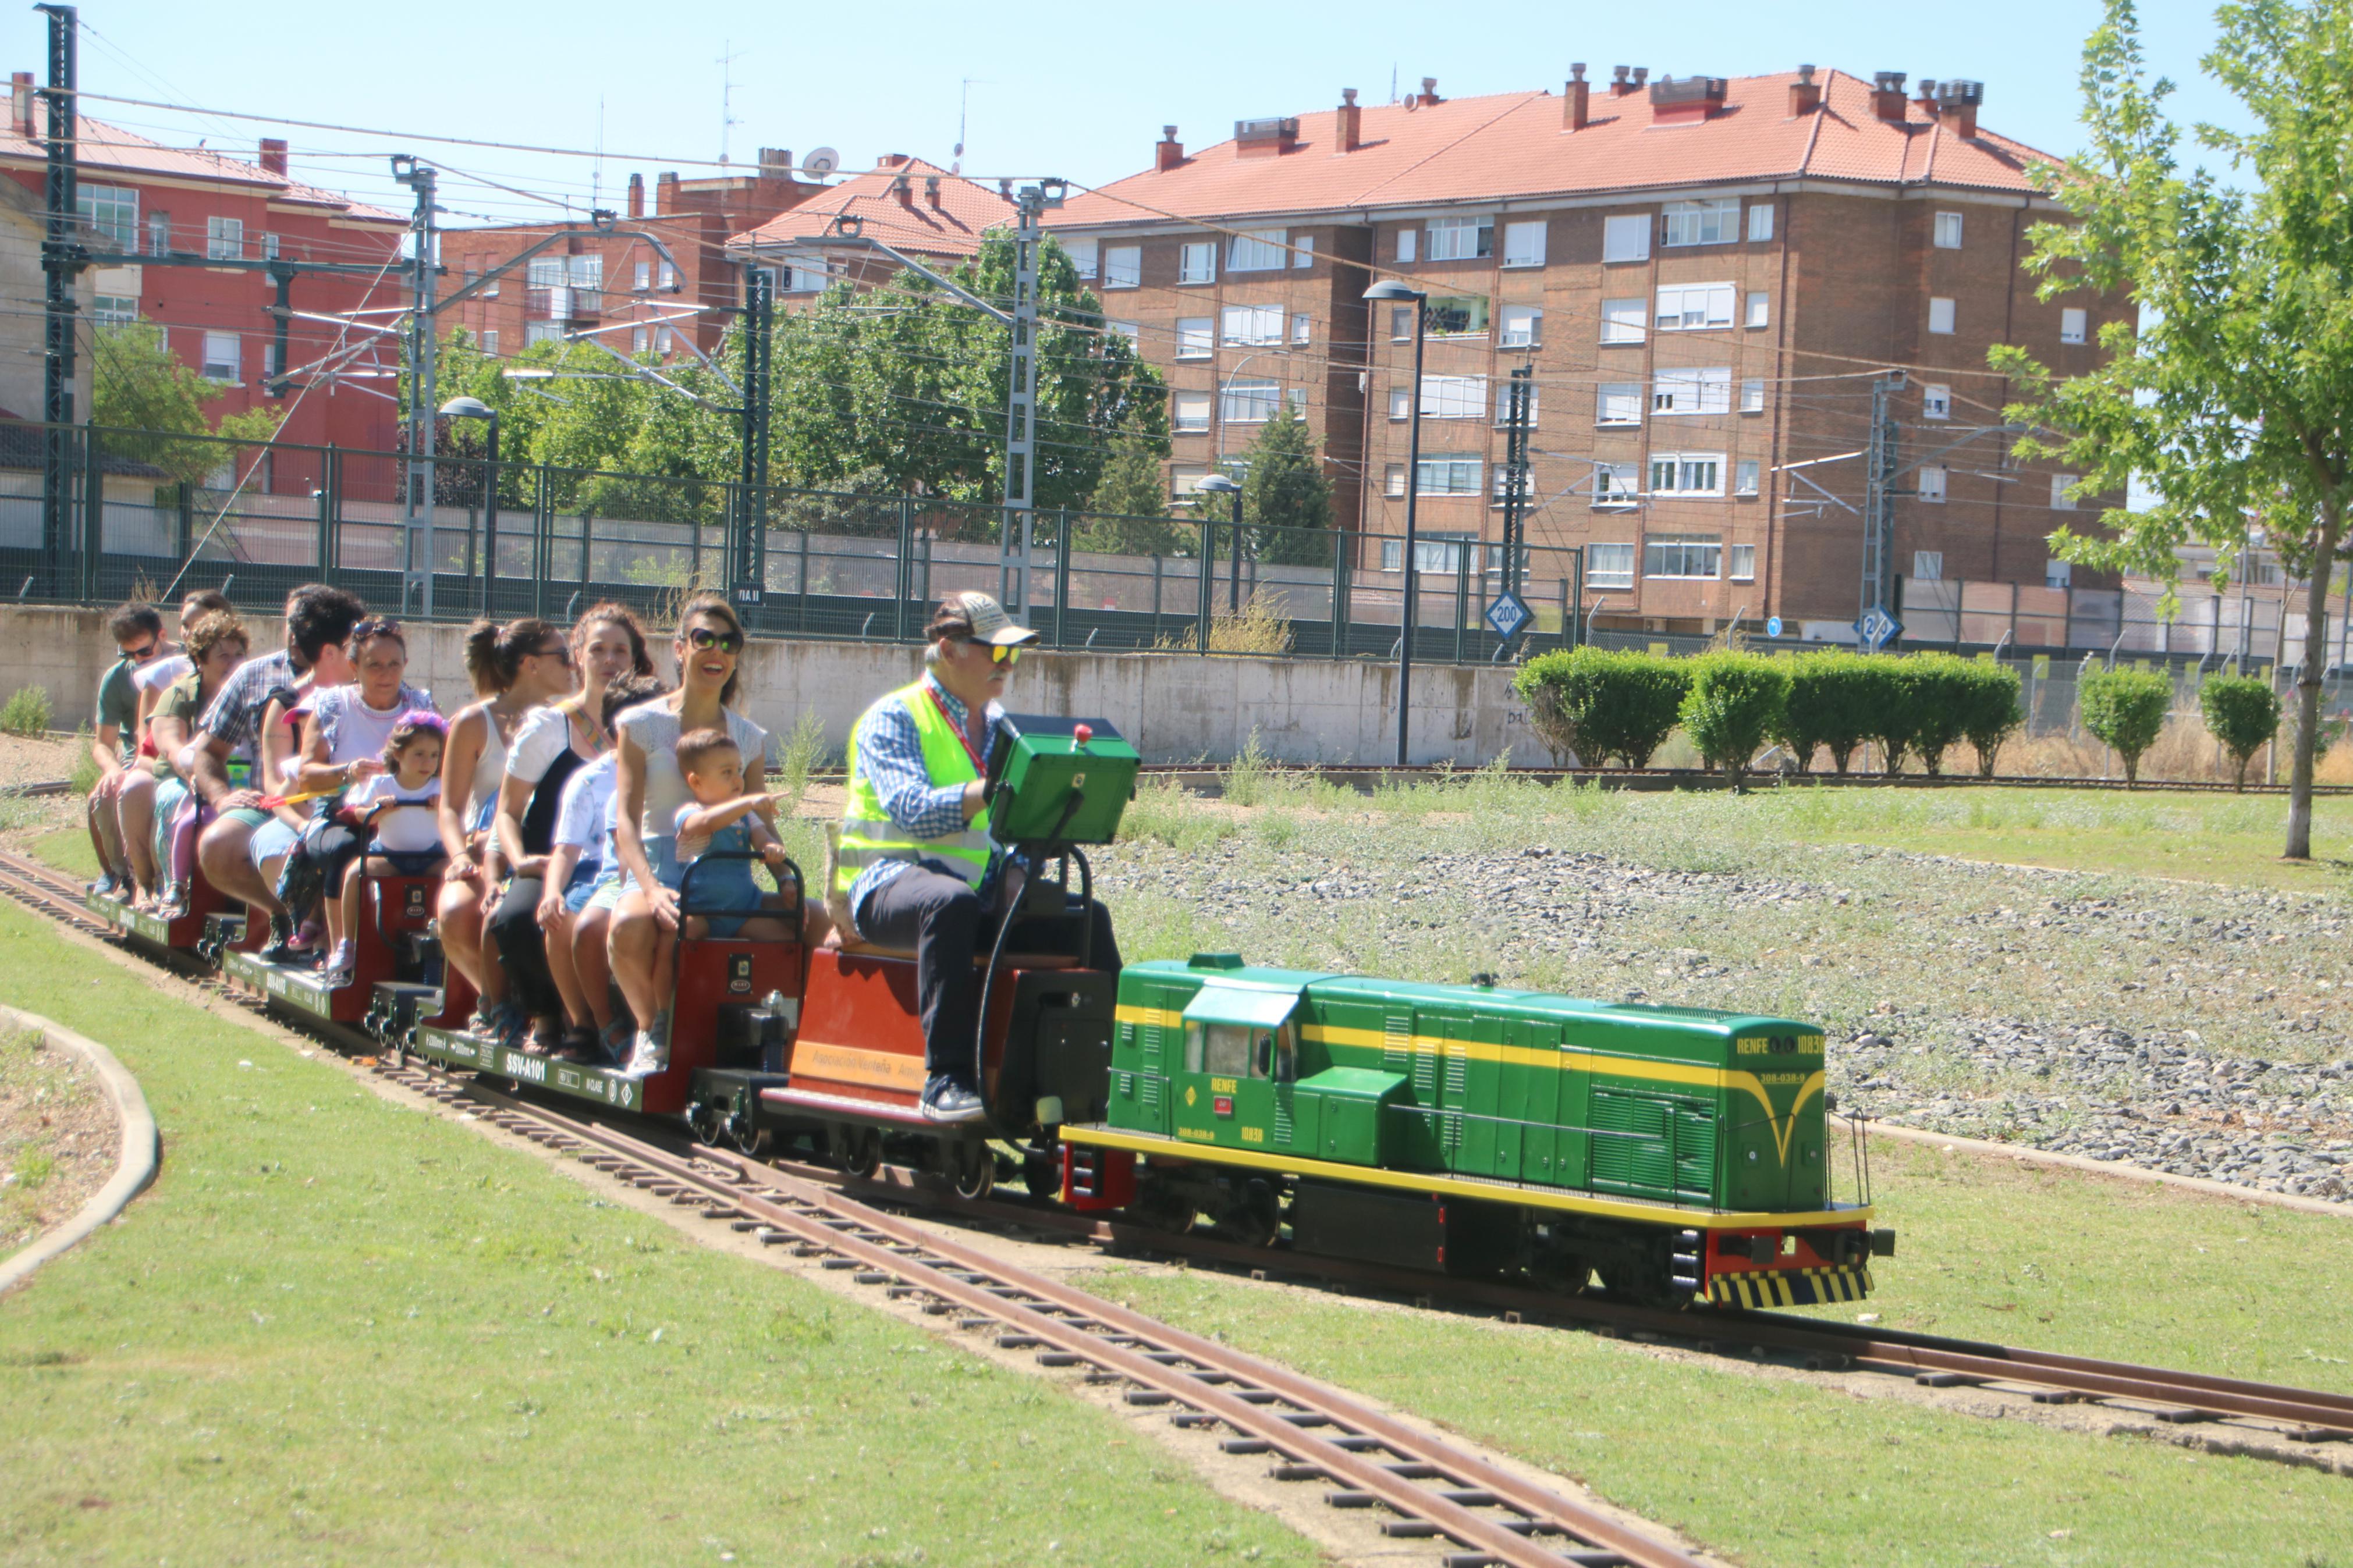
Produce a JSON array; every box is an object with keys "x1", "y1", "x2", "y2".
[
  {"x1": 435, "y1": 618, "x2": 576, "y2": 1038},
  {"x1": 608, "y1": 594, "x2": 773, "y2": 1074}
]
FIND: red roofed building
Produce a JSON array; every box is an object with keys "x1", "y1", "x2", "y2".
[
  {"x1": 0, "y1": 79, "x2": 409, "y2": 468},
  {"x1": 1050, "y1": 67, "x2": 2124, "y2": 637},
  {"x1": 727, "y1": 155, "x2": 1016, "y2": 306}
]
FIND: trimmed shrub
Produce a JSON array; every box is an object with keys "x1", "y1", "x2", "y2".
[
  {"x1": 2197, "y1": 674, "x2": 2281, "y2": 792},
  {"x1": 0, "y1": 684, "x2": 52, "y2": 738},
  {"x1": 1774, "y1": 651, "x2": 1875, "y2": 774},
  {"x1": 1513, "y1": 648, "x2": 1690, "y2": 768},
  {"x1": 1960, "y1": 662, "x2": 2025, "y2": 778},
  {"x1": 2079, "y1": 666, "x2": 2174, "y2": 786},
  {"x1": 1900, "y1": 654, "x2": 1982, "y2": 777},
  {"x1": 1678, "y1": 652, "x2": 1790, "y2": 792},
  {"x1": 1854, "y1": 658, "x2": 1919, "y2": 777}
]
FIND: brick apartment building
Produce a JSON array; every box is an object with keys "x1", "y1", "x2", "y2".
[
  {"x1": 728, "y1": 155, "x2": 1016, "y2": 305},
  {"x1": 436, "y1": 150, "x2": 825, "y2": 365},
  {"x1": 1049, "y1": 67, "x2": 2122, "y2": 637},
  {"x1": 0, "y1": 77, "x2": 408, "y2": 464}
]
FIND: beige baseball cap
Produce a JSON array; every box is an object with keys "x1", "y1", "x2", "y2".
[{"x1": 927, "y1": 591, "x2": 1039, "y2": 647}]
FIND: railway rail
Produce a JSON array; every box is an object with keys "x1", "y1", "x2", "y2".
[{"x1": 4, "y1": 841, "x2": 2348, "y2": 1494}]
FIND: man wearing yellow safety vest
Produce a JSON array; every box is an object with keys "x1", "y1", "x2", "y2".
[{"x1": 839, "y1": 592, "x2": 1123, "y2": 1123}]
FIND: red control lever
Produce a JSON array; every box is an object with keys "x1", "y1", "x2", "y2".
[{"x1": 1073, "y1": 723, "x2": 1093, "y2": 746}]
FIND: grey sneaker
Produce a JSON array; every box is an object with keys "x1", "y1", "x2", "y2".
[
  {"x1": 920, "y1": 1075, "x2": 988, "y2": 1125},
  {"x1": 620, "y1": 1030, "x2": 666, "y2": 1079}
]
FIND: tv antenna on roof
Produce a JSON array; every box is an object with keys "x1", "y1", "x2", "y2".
[
  {"x1": 717, "y1": 40, "x2": 747, "y2": 164},
  {"x1": 953, "y1": 77, "x2": 986, "y2": 174}
]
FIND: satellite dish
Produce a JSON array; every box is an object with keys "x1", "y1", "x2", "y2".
[{"x1": 801, "y1": 147, "x2": 839, "y2": 178}]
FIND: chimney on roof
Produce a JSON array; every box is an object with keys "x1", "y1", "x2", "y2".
[
  {"x1": 627, "y1": 172, "x2": 644, "y2": 219},
  {"x1": 1872, "y1": 72, "x2": 1910, "y2": 122},
  {"x1": 1417, "y1": 76, "x2": 1441, "y2": 106},
  {"x1": 924, "y1": 174, "x2": 942, "y2": 209},
  {"x1": 1564, "y1": 64, "x2": 1590, "y2": 131},
  {"x1": 1155, "y1": 125, "x2": 1185, "y2": 171},
  {"x1": 878, "y1": 152, "x2": 910, "y2": 168},
  {"x1": 1649, "y1": 74, "x2": 1729, "y2": 123},
  {"x1": 999, "y1": 177, "x2": 1013, "y2": 198},
  {"x1": 1790, "y1": 64, "x2": 1821, "y2": 116},
  {"x1": 892, "y1": 172, "x2": 913, "y2": 208},
  {"x1": 12, "y1": 72, "x2": 33, "y2": 138},
  {"x1": 258, "y1": 138, "x2": 288, "y2": 176},
  {"x1": 1631, "y1": 67, "x2": 1648, "y2": 88},
  {"x1": 1337, "y1": 90, "x2": 1362, "y2": 152},
  {"x1": 1933, "y1": 79, "x2": 1985, "y2": 139},
  {"x1": 758, "y1": 147, "x2": 790, "y2": 175},
  {"x1": 1609, "y1": 65, "x2": 1633, "y2": 97},
  {"x1": 655, "y1": 170, "x2": 679, "y2": 216}
]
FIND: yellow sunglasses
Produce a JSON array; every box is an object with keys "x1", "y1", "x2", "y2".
[{"x1": 961, "y1": 638, "x2": 1022, "y2": 667}]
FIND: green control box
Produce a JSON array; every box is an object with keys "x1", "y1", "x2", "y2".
[{"x1": 986, "y1": 714, "x2": 1140, "y2": 845}]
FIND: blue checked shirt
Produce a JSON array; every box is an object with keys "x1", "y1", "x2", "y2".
[{"x1": 848, "y1": 673, "x2": 1003, "y2": 925}]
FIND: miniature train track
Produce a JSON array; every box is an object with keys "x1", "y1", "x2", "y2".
[{"x1": 6, "y1": 845, "x2": 2350, "y2": 1485}]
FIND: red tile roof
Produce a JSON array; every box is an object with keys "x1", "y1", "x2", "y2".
[
  {"x1": 0, "y1": 113, "x2": 404, "y2": 222},
  {"x1": 1053, "y1": 70, "x2": 2055, "y2": 227},
  {"x1": 729, "y1": 155, "x2": 1013, "y2": 258}
]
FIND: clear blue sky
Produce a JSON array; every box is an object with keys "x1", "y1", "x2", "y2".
[{"x1": 2, "y1": 0, "x2": 2250, "y2": 229}]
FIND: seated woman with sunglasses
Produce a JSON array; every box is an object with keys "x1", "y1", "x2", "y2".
[
  {"x1": 86, "y1": 601, "x2": 171, "y2": 901},
  {"x1": 835, "y1": 591, "x2": 1120, "y2": 1125}
]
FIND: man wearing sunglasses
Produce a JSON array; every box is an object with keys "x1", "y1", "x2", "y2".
[
  {"x1": 837, "y1": 591, "x2": 1122, "y2": 1123},
  {"x1": 87, "y1": 602, "x2": 171, "y2": 897}
]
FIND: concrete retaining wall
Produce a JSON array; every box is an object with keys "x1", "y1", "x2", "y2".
[{"x1": 0, "y1": 605, "x2": 1548, "y2": 767}]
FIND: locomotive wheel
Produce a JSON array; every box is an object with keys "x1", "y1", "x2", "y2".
[
  {"x1": 1530, "y1": 1251, "x2": 1592, "y2": 1296},
  {"x1": 725, "y1": 1113, "x2": 773, "y2": 1158},
  {"x1": 1212, "y1": 1179, "x2": 1282, "y2": 1248},
  {"x1": 1130, "y1": 1182, "x2": 1197, "y2": 1236},
  {"x1": 949, "y1": 1140, "x2": 995, "y2": 1201},
  {"x1": 686, "y1": 1100, "x2": 724, "y2": 1146},
  {"x1": 835, "y1": 1126, "x2": 883, "y2": 1179}
]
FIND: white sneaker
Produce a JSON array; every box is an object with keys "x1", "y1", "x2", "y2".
[
  {"x1": 323, "y1": 942, "x2": 356, "y2": 987},
  {"x1": 621, "y1": 1032, "x2": 667, "y2": 1078}
]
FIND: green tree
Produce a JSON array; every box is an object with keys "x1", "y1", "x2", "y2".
[
  {"x1": 1993, "y1": 0, "x2": 2353, "y2": 855},
  {"x1": 2079, "y1": 664, "x2": 2174, "y2": 785},
  {"x1": 2197, "y1": 672, "x2": 2282, "y2": 789},
  {"x1": 90, "y1": 322, "x2": 279, "y2": 489},
  {"x1": 1074, "y1": 432, "x2": 1190, "y2": 554},
  {"x1": 1678, "y1": 652, "x2": 1790, "y2": 792},
  {"x1": 1960, "y1": 662, "x2": 2027, "y2": 777},
  {"x1": 1513, "y1": 648, "x2": 1689, "y2": 769},
  {"x1": 1239, "y1": 403, "x2": 1333, "y2": 566}
]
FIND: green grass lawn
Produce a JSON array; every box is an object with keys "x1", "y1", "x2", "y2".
[{"x1": 0, "y1": 901, "x2": 1315, "y2": 1567}]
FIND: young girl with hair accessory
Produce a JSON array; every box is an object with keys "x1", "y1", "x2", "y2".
[{"x1": 322, "y1": 711, "x2": 448, "y2": 987}]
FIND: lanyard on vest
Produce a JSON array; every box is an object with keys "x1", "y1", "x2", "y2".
[{"x1": 927, "y1": 685, "x2": 988, "y2": 775}]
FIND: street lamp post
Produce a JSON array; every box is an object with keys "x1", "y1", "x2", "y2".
[
  {"x1": 440, "y1": 396, "x2": 499, "y2": 616},
  {"x1": 1364, "y1": 279, "x2": 1428, "y2": 766},
  {"x1": 1197, "y1": 474, "x2": 1244, "y2": 614}
]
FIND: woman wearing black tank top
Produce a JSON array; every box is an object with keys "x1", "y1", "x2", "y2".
[{"x1": 485, "y1": 605, "x2": 655, "y2": 1055}]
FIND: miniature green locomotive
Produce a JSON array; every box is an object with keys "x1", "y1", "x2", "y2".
[{"x1": 1059, "y1": 956, "x2": 1890, "y2": 1308}]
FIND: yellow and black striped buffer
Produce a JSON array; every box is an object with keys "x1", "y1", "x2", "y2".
[{"x1": 1708, "y1": 1265, "x2": 1873, "y2": 1310}]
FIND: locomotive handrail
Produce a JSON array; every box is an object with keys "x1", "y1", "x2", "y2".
[{"x1": 676, "y1": 848, "x2": 805, "y2": 933}]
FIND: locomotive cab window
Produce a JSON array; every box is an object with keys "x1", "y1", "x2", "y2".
[{"x1": 1186, "y1": 1021, "x2": 1297, "y2": 1081}]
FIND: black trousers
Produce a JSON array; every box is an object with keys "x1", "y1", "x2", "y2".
[
  {"x1": 857, "y1": 863, "x2": 1120, "y2": 1082},
  {"x1": 488, "y1": 874, "x2": 560, "y2": 1023}
]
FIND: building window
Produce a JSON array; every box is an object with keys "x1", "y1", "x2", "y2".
[
  {"x1": 77, "y1": 184, "x2": 137, "y2": 251},
  {"x1": 1663, "y1": 198, "x2": 1740, "y2": 247},
  {"x1": 1588, "y1": 541, "x2": 1636, "y2": 586},
  {"x1": 1222, "y1": 304, "x2": 1283, "y2": 345},
  {"x1": 1736, "y1": 459, "x2": 1761, "y2": 496},
  {"x1": 1645, "y1": 532, "x2": 1722, "y2": 577},
  {"x1": 1600, "y1": 298, "x2": 1647, "y2": 344},
  {"x1": 2050, "y1": 473, "x2": 2079, "y2": 510},
  {"x1": 526, "y1": 321, "x2": 565, "y2": 347},
  {"x1": 1499, "y1": 304, "x2": 1542, "y2": 348},
  {"x1": 1172, "y1": 463, "x2": 1210, "y2": 496},
  {"x1": 1492, "y1": 383, "x2": 1539, "y2": 426},
  {"x1": 1928, "y1": 297, "x2": 1957, "y2": 335},
  {"x1": 1425, "y1": 215, "x2": 1493, "y2": 261},
  {"x1": 1745, "y1": 290, "x2": 1770, "y2": 328},
  {"x1": 1592, "y1": 464, "x2": 1642, "y2": 509},
  {"x1": 260, "y1": 229, "x2": 282, "y2": 260},
  {"x1": 1748, "y1": 202, "x2": 1774, "y2": 243},
  {"x1": 1175, "y1": 317, "x2": 1212, "y2": 359},
  {"x1": 1648, "y1": 453, "x2": 1725, "y2": 496},
  {"x1": 480, "y1": 330, "x2": 498, "y2": 355},
  {"x1": 1385, "y1": 464, "x2": 1407, "y2": 497},
  {"x1": 1922, "y1": 383, "x2": 1951, "y2": 419},
  {"x1": 527, "y1": 255, "x2": 567, "y2": 318},
  {"x1": 1913, "y1": 550, "x2": 1945, "y2": 581},
  {"x1": 1602, "y1": 214, "x2": 1651, "y2": 264},
  {"x1": 569, "y1": 254, "x2": 604, "y2": 310},
  {"x1": 1388, "y1": 388, "x2": 1411, "y2": 422},
  {"x1": 781, "y1": 256, "x2": 828, "y2": 293},
  {"x1": 1415, "y1": 456, "x2": 1482, "y2": 495},
  {"x1": 1395, "y1": 227, "x2": 1418, "y2": 263},
  {"x1": 1729, "y1": 542, "x2": 1756, "y2": 579},
  {"x1": 463, "y1": 265, "x2": 481, "y2": 292},
  {"x1": 1502, "y1": 220, "x2": 1546, "y2": 268},
  {"x1": 1426, "y1": 296, "x2": 1489, "y2": 337},
  {"x1": 1655, "y1": 282, "x2": 1734, "y2": 330},
  {"x1": 1918, "y1": 464, "x2": 1947, "y2": 503},
  {"x1": 1652, "y1": 367, "x2": 1731, "y2": 415},
  {"x1": 1740, "y1": 378, "x2": 1766, "y2": 413},
  {"x1": 1103, "y1": 246, "x2": 1142, "y2": 289},
  {"x1": 1390, "y1": 304, "x2": 1416, "y2": 342},
  {"x1": 632, "y1": 326, "x2": 650, "y2": 354},
  {"x1": 1286, "y1": 386, "x2": 1308, "y2": 414},
  {"x1": 1294, "y1": 234, "x2": 1314, "y2": 268},
  {"x1": 1380, "y1": 538, "x2": 1403, "y2": 571},
  {"x1": 146, "y1": 211, "x2": 171, "y2": 255},
  {"x1": 1106, "y1": 319, "x2": 1141, "y2": 345},
  {"x1": 1291, "y1": 312, "x2": 1311, "y2": 344},
  {"x1": 206, "y1": 215, "x2": 243, "y2": 260},
  {"x1": 1934, "y1": 211, "x2": 1964, "y2": 249},
  {"x1": 1179, "y1": 241, "x2": 1218, "y2": 284},
  {"x1": 1490, "y1": 465, "x2": 1534, "y2": 505},
  {"x1": 634, "y1": 262, "x2": 652, "y2": 290},
  {"x1": 93, "y1": 294, "x2": 138, "y2": 327},
  {"x1": 1229, "y1": 229, "x2": 1286, "y2": 271},
  {"x1": 1172, "y1": 392, "x2": 1212, "y2": 433},
  {"x1": 2061, "y1": 307, "x2": 2088, "y2": 344},
  {"x1": 1066, "y1": 238, "x2": 1098, "y2": 279},
  {"x1": 1420, "y1": 375, "x2": 1488, "y2": 418},
  {"x1": 201, "y1": 330, "x2": 240, "y2": 383},
  {"x1": 1414, "y1": 533, "x2": 1476, "y2": 573},
  {"x1": 1221, "y1": 379, "x2": 1279, "y2": 424},
  {"x1": 2046, "y1": 559, "x2": 2072, "y2": 588},
  {"x1": 657, "y1": 261, "x2": 676, "y2": 289},
  {"x1": 1597, "y1": 382, "x2": 1643, "y2": 426}
]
